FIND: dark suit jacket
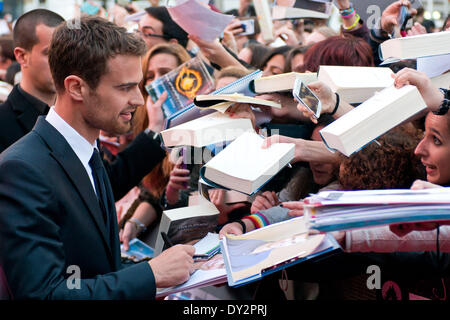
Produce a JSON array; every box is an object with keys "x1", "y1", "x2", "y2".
[
  {"x1": 0, "y1": 85, "x2": 50, "y2": 154},
  {"x1": 0, "y1": 116, "x2": 166, "y2": 299}
]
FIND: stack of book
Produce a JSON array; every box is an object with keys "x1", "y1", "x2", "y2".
[{"x1": 304, "y1": 188, "x2": 450, "y2": 232}]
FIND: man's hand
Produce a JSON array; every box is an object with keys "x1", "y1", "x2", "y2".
[{"x1": 148, "y1": 244, "x2": 195, "y2": 288}]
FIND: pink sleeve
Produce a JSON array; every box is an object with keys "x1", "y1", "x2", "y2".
[{"x1": 345, "y1": 226, "x2": 450, "y2": 253}]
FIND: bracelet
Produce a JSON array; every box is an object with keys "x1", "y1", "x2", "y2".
[
  {"x1": 329, "y1": 92, "x2": 340, "y2": 116},
  {"x1": 343, "y1": 13, "x2": 360, "y2": 30},
  {"x1": 341, "y1": 10, "x2": 356, "y2": 19},
  {"x1": 234, "y1": 220, "x2": 246, "y2": 233},
  {"x1": 128, "y1": 217, "x2": 147, "y2": 233},
  {"x1": 432, "y1": 88, "x2": 450, "y2": 115},
  {"x1": 339, "y1": 3, "x2": 353, "y2": 14}
]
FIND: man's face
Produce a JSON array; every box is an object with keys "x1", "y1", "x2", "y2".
[
  {"x1": 81, "y1": 55, "x2": 145, "y2": 136},
  {"x1": 138, "y1": 14, "x2": 167, "y2": 50},
  {"x1": 27, "y1": 24, "x2": 56, "y2": 95}
]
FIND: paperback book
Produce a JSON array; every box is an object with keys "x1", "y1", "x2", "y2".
[{"x1": 145, "y1": 56, "x2": 214, "y2": 119}]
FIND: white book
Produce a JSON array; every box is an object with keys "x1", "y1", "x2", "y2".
[
  {"x1": 319, "y1": 85, "x2": 427, "y2": 157},
  {"x1": 272, "y1": 6, "x2": 330, "y2": 20},
  {"x1": 253, "y1": 0, "x2": 274, "y2": 42},
  {"x1": 201, "y1": 131, "x2": 295, "y2": 195},
  {"x1": 317, "y1": 66, "x2": 394, "y2": 104},
  {"x1": 251, "y1": 72, "x2": 318, "y2": 94},
  {"x1": 380, "y1": 31, "x2": 450, "y2": 61},
  {"x1": 160, "y1": 112, "x2": 254, "y2": 148},
  {"x1": 154, "y1": 201, "x2": 219, "y2": 256}
]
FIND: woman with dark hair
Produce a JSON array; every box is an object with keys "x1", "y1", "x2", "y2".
[
  {"x1": 238, "y1": 41, "x2": 271, "y2": 70},
  {"x1": 283, "y1": 45, "x2": 311, "y2": 73},
  {"x1": 260, "y1": 45, "x2": 294, "y2": 76},
  {"x1": 301, "y1": 34, "x2": 374, "y2": 72},
  {"x1": 338, "y1": 126, "x2": 425, "y2": 191}
]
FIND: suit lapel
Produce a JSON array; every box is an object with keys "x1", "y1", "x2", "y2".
[
  {"x1": 9, "y1": 86, "x2": 42, "y2": 134},
  {"x1": 33, "y1": 117, "x2": 115, "y2": 264}
]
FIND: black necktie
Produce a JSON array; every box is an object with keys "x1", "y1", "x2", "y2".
[{"x1": 89, "y1": 148, "x2": 110, "y2": 229}]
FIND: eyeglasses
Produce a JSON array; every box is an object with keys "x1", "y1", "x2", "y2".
[{"x1": 135, "y1": 30, "x2": 168, "y2": 40}]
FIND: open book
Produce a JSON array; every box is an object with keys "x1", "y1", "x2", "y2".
[
  {"x1": 305, "y1": 188, "x2": 450, "y2": 232},
  {"x1": 194, "y1": 93, "x2": 281, "y2": 109},
  {"x1": 200, "y1": 131, "x2": 295, "y2": 195},
  {"x1": 220, "y1": 217, "x2": 341, "y2": 286},
  {"x1": 317, "y1": 66, "x2": 394, "y2": 104},
  {"x1": 154, "y1": 200, "x2": 219, "y2": 256},
  {"x1": 160, "y1": 112, "x2": 254, "y2": 148},
  {"x1": 319, "y1": 84, "x2": 426, "y2": 157},
  {"x1": 145, "y1": 56, "x2": 214, "y2": 119},
  {"x1": 380, "y1": 31, "x2": 450, "y2": 61},
  {"x1": 250, "y1": 72, "x2": 318, "y2": 94}
]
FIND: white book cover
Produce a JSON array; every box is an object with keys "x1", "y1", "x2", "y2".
[
  {"x1": 380, "y1": 31, "x2": 450, "y2": 60},
  {"x1": 317, "y1": 66, "x2": 394, "y2": 103},
  {"x1": 202, "y1": 131, "x2": 295, "y2": 195},
  {"x1": 319, "y1": 85, "x2": 426, "y2": 157}
]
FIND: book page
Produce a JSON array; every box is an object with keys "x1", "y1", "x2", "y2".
[{"x1": 167, "y1": 0, "x2": 233, "y2": 42}]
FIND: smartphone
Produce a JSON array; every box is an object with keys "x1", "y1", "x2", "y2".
[
  {"x1": 397, "y1": 5, "x2": 412, "y2": 34},
  {"x1": 293, "y1": 77, "x2": 321, "y2": 119},
  {"x1": 238, "y1": 19, "x2": 255, "y2": 36}
]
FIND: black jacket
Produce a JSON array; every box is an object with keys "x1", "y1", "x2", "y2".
[{"x1": 0, "y1": 117, "x2": 166, "y2": 299}]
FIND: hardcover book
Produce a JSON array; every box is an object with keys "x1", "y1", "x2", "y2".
[
  {"x1": 154, "y1": 201, "x2": 220, "y2": 256},
  {"x1": 319, "y1": 85, "x2": 426, "y2": 157},
  {"x1": 200, "y1": 131, "x2": 295, "y2": 195},
  {"x1": 317, "y1": 66, "x2": 394, "y2": 104}
]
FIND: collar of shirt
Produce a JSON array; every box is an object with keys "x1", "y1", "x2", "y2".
[
  {"x1": 45, "y1": 107, "x2": 98, "y2": 190},
  {"x1": 17, "y1": 84, "x2": 50, "y2": 115}
]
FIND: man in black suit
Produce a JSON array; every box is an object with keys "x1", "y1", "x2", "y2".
[
  {"x1": 0, "y1": 9, "x2": 64, "y2": 153},
  {"x1": 0, "y1": 16, "x2": 195, "y2": 300}
]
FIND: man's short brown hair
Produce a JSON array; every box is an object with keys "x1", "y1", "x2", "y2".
[{"x1": 48, "y1": 16, "x2": 147, "y2": 92}]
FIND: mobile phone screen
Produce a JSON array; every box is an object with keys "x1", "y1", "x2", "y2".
[
  {"x1": 293, "y1": 78, "x2": 321, "y2": 118},
  {"x1": 397, "y1": 6, "x2": 411, "y2": 30}
]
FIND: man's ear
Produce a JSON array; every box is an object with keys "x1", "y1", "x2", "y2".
[
  {"x1": 64, "y1": 75, "x2": 86, "y2": 102},
  {"x1": 168, "y1": 38, "x2": 179, "y2": 45},
  {"x1": 14, "y1": 47, "x2": 28, "y2": 68}
]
